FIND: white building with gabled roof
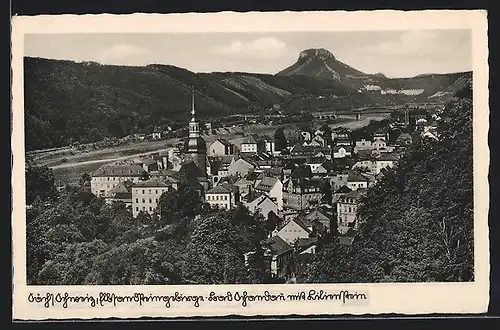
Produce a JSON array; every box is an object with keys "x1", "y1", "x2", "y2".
[{"x1": 131, "y1": 177, "x2": 174, "y2": 217}]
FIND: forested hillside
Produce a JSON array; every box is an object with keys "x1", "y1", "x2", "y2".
[
  {"x1": 304, "y1": 78, "x2": 474, "y2": 283},
  {"x1": 23, "y1": 57, "x2": 369, "y2": 151},
  {"x1": 23, "y1": 56, "x2": 469, "y2": 151}
]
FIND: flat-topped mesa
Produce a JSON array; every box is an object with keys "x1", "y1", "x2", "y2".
[{"x1": 298, "y1": 48, "x2": 336, "y2": 61}]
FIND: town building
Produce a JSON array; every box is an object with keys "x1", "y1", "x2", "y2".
[
  {"x1": 353, "y1": 139, "x2": 373, "y2": 154},
  {"x1": 295, "y1": 237, "x2": 318, "y2": 255},
  {"x1": 254, "y1": 176, "x2": 283, "y2": 210},
  {"x1": 333, "y1": 145, "x2": 351, "y2": 158},
  {"x1": 228, "y1": 157, "x2": 256, "y2": 177},
  {"x1": 332, "y1": 127, "x2": 351, "y2": 141},
  {"x1": 334, "y1": 137, "x2": 353, "y2": 147},
  {"x1": 234, "y1": 176, "x2": 254, "y2": 197},
  {"x1": 305, "y1": 208, "x2": 332, "y2": 232},
  {"x1": 240, "y1": 136, "x2": 258, "y2": 153},
  {"x1": 299, "y1": 130, "x2": 313, "y2": 141},
  {"x1": 373, "y1": 131, "x2": 388, "y2": 141},
  {"x1": 105, "y1": 180, "x2": 134, "y2": 207},
  {"x1": 276, "y1": 217, "x2": 312, "y2": 245},
  {"x1": 243, "y1": 192, "x2": 280, "y2": 220},
  {"x1": 208, "y1": 139, "x2": 234, "y2": 156},
  {"x1": 352, "y1": 154, "x2": 398, "y2": 175},
  {"x1": 205, "y1": 183, "x2": 240, "y2": 209},
  {"x1": 346, "y1": 170, "x2": 370, "y2": 191},
  {"x1": 396, "y1": 132, "x2": 413, "y2": 146},
  {"x1": 131, "y1": 177, "x2": 173, "y2": 218},
  {"x1": 262, "y1": 236, "x2": 294, "y2": 280},
  {"x1": 283, "y1": 177, "x2": 324, "y2": 210},
  {"x1": 336, "y1": 188, "x2": 366, "y2": 234},
  {"x1": 91, "y1": 164, "x2": 147, "y2": 198}
]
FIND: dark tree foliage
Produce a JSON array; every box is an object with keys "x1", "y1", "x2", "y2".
[
  {"x1": 305, "y1": 81, "x2": 474, "y2": 283},
  {"x1": 319, "y1": 124, "x2": 333, "y2": 146},
  {"x1": 320, "y1": 180, "x2": 333, "y2": 205},
  {"x1": 25, "y1": 162, "x2": 58, "y2": 205},
  {"x1": 26, "y1": 175, "x2": 267, "y2": 285},
  {"x1": 274, "y1": 128, "x2": 288, "y2": 151}
]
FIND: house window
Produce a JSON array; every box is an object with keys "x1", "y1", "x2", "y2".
[
  {"x1": 149, "y1": 199, "x2": 152, "y2": 203},
  {"x1": 142, "y1": 199, "x2": 145, "y2": 203},
  {"x1": 155, "y1": 190, "x2": 158, "y2": 194},
  {"x1": 224, "y1": 195, "x2": 228, "y2": 200},
  {"x1": 142, "y1": 190, "x2": 145, "y2": 194},
  {"x1": 135, "y1": 198, "x2": 138, "y2": 203},
  {"x1": 136, "y1": 207, "x2": 139, "y2": 211}
]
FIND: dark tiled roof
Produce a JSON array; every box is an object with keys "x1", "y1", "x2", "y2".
[
  {"x1": 215, "y1": 138, "x2": 232, "y2": 146},
  {"x1": 206, "y1": 183, "x2": 239, "y2": 194},
  {"x1": 334, "y1": 185, "x2": 353, "y2": 194},
  {"x1": 255, "y1": 177, "x2": 278, "y2": 192},
  {"x1": 263, "y1": 236, "x2": 293, "y2": 256},
  {"x1": 93, "y1": 164, "x2": 147, "y2": 177},
  {"x1": 108, "y1": 181, "x2": 133, "y2": 193},
  {"x1": 338, "y1": 188, "x2": 366, "y2": 203},
  {"x1": 347, "y1": 170, "x2": 370, "y2": 183},
  {"x1": 291, "y1": 165, "x2": 312, "y2": 179},
  {"x1": 141, "y1": 157, "x2": 157, "y2": 165},
  {"x1": 296, "y1": 237, "x2": 318, "y2": 249},
  {"x1": 133, "y1": 177, "x2": 170, "y2": 187},
  {"x1": 291, "y1": 217, "x2": 312, "y2": 233},
  {"x1": 242, "y1": 191, "x2": 264, "y2": 203},
  {"x1": 218, "y1": 175, "x2": 239, "y2": 185},
  {"x1": 305, "y1": 209, "x2": 330, "y2": 221},
  {"x1": 245, "y1": 171, "x2": 264, "y2": 181},
  {"x1": 298, "y1": 178, "x2": 325, "y2": 189}
]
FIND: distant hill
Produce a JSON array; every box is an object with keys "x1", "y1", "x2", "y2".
[
  {"x1": 23, "y1": 57, "x2": 372, "y2": 151},
  {"x1": 24, "y1": 56, "x2": 471, "y2": 151},
  {"x1": 277, "y1": 48, "x2": 472, "y2": 105},
  {"x1": 277, "y1": 48, "x2": 367, "y2": 81}
]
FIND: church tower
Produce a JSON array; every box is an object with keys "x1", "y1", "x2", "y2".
[{"x1": 183, "y1": 88, "x2": 207, "y2": 176}]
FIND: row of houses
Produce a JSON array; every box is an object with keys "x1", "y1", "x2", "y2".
[{"x1": 90, "y1": 115, "x2": 429, "y2": 281}]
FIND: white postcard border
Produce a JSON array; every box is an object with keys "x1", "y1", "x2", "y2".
[{"x1": 11, "y1": 10, "x2": 490, "y2": 320}]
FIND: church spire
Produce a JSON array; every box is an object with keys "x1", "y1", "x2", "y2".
[
  {"x1": 190, "y1": 86, "x2": 196, "y2": 122},
  {"x1": 188, "y1": 86, "x2": 200, "y2": 138}
]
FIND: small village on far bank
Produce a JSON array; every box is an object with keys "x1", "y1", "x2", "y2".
[{"x1": 85, "y1": 91, "x2": 443, "y2": 283}]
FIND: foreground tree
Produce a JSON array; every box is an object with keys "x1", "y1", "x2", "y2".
[{"x1": 274, "y1": 128, "x2": 288, "y2": 151}]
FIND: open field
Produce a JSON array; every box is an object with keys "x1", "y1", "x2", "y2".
[{"x1": 42, "y1": 113, "x2": 390, "y2": 183}]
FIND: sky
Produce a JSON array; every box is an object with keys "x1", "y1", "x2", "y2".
[{"x1": 24, "y1": 30, "x2": 472, "y2": 78}]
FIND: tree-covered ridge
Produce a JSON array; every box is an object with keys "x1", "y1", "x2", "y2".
[
  {"x1": 24, "y1": 57, "x2": 470, "y2": 151},
  {"x1": 23, "y1": 57, "x2": 370, "y2": 151},
  {"x1": 304, "y1": 79, "x2": 474, "y2": 283}
]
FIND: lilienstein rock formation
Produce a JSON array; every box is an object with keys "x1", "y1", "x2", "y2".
[{"x1": 24, "y1": 48, "x2": 471, "y2": 151}]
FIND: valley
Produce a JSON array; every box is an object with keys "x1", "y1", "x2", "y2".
[{"x1": 43, "y1": 112, "x2": 390, "y2": 184}]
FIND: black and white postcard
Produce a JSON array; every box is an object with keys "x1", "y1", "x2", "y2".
[{"x1": 11, "y1": 10, "x2": 490, "y2": 320}]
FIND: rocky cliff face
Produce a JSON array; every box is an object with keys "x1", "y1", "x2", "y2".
[
  {"x1": 298, "y1": 48, "x2": 336, "y2": 61},
  {"x1": 277, "y1": 48, "x2": 367, "y2": 81}
]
